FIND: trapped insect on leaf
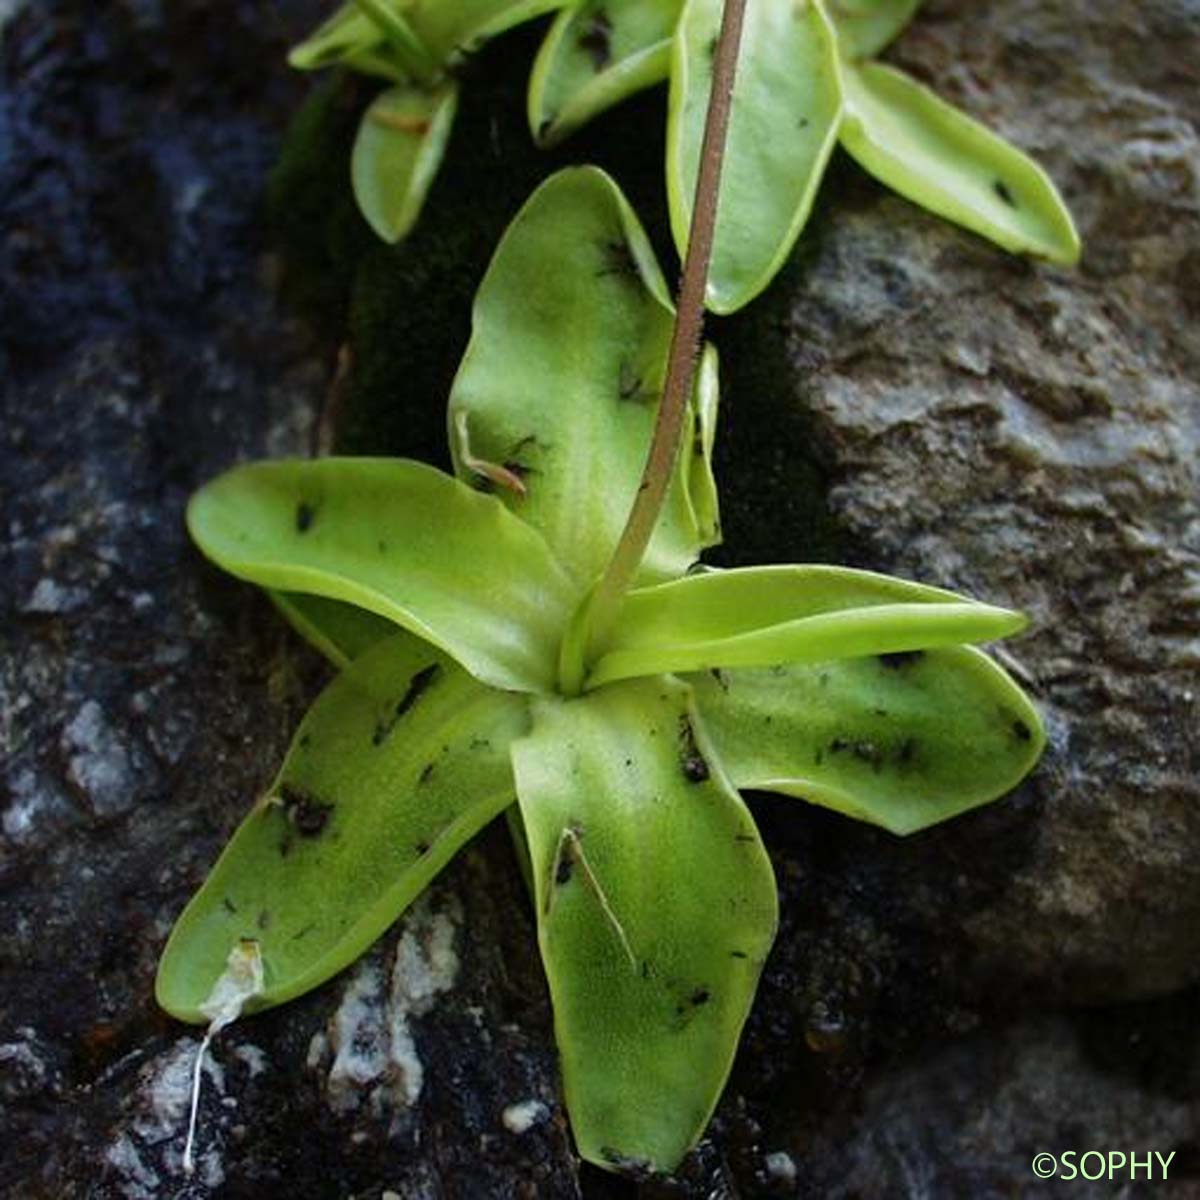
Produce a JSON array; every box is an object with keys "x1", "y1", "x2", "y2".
[{"x1": 158, "y1": 166, "x2": 1045, "y2": 1173}]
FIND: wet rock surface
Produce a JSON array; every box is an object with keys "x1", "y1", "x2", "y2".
[
  {"x1": 1, "y1": 1, "x2": 1197, "y2": 1198},
  {"x1": 756, "y1": 0, "x2": 1200, "y2": 1005}
]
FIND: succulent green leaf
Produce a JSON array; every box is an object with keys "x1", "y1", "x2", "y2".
[
  {"x1": 350, "y1": 0, "x2": 441, "y2": 78},
  {"x1": 511, "y1": 676, "x2": 777, "y2": 1172},
  {"x1": 667, "y1": 0, "x2": 843, "y2": 313},
  {"x1": 352, "y1": 81, "x2": 459, "y2": 243},
  {"x1": 408, "y1": 0, "x2": 570, "y2": 63},
  {"x1": 687, "y1": 343, "x2": 721, "y2": 546},
  {"x1": 269, "y1": 591, "x2": 398, "y2": 669},
  {"x1": 343, "y1": 46, "x2": 418, "y2": 80},
  {"x1": 690, "y1": 645, "x2": 1044, "y2": 835},
  {"x1": 839, "y1": 61, "x2": 1080, "y2": 264},
  {"x1": 587, "y1": 565, "x2": 1027, "y2": 689},
  {"x1": 288, "y1": 5, "x2": 390, "y2": 73},
  {"x1": 449, "y1": 167, "x2": 716, "y2": 589},
  {"x1": 528, "y1": 0, "x2": 682, "y2": 147},
  {"x1": 825, "y1": 0, "x2": 920, "y2": 59},
  {"x1": 157, "y1": 635, "x2": 528, "y2": 1022},
  {"x1": 187, "y1": 458, "x2": 577, "y2": 693}
]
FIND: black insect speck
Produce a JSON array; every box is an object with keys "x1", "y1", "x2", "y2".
[
  {"x1": 257, "y1": 910, "x2": 271, "y2": 931},
  {"x1": 578, "y1": 9, "x2": 613, "y2": 71},
  {"x1": 374, "y1": 664, "x2": 441, "y2": 744},
  {"x1": 1012, "y1": 718, "x2": 1032, "y2": 742},
  {"x1": 503, "y1": 458, "x2": 534, "y2": 483},
  {"x1": 416, "y1": 840, "x2": 431, "y2": 856},
  {"x1": 222, "y1": 897, "x2": 238, "y2": 915},
  {"x1": 295, "y1": 501, "x2": 315, "y2": 533},
  {"x1": 879, "y1": 650, "x2": 925, "y2": 670},
  {"x1": 616, "y1": 360, "x2": 648, "y2": 404},
  {"x1": 599, "y1": 1148, "x2": 654, "y2": 1181},
  {"x1": 830, "y1": 737, "x2": 884, "y2": 770},
  {"x1": 280, "y1": 784, "x2": 334, "y2": 837},
  {"x1": 678, "y1": 716, "x2": 710, "y2": 783},
  {"x1": 994, "y1": 179, "x2": 1018, "y2": 207},
  {"x1": 598, "y1": 236, "x2": 640, "y2": 283},
  {"x1": 690, "y1": 987, "x2": 710, "y2": 1006}
]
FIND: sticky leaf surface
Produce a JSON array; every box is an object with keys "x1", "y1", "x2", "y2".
[
  {"x1": 839, "y1": 61, "x2": 1080, "y2": 263},
  {"x1": 157, "y1": 636, "x2": 527, "y2": 1021},
  {"x1": 188, "y1": 458, "x2": 576, "y2": 693},
  {"x1": 269, "y1": 591, "x2": 399, "y2": 669},
  {"x1": 512, "y1": 676, "x2": 776, "y2": 1172},
  {"x1": 826, "y1": 0, "x2": 920, "y2": 59},
  {"x1": 588, "y1": 565, "x2": 1026, "y2": 688},
  {"x1": 691, "y1": 645, "x2": 1044, "y2": 834},
  {"x1": 529, "y1": 0, "x2": 681, "y2": 146},
  {"x1": 449, "y1": 167, "x2": 717, "y2": 588},
  {"x1": 352, "y1": 81, "x2": 458, "y2": 243},
  {"x1": 288, "y1": 6, "x2": 391, "y2": 73},
  {"x1": 668, "y1": 0, "x2": 842, "y2": 312},
  {"x1": 408, "y1": 0, "x2": 569, "y2": 62}
]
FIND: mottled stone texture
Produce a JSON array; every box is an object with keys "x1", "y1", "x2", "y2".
[
  {"x1": 763, "y1": 0, "x2": 1200, "y2": 1004},
  {"x1": 1, "y1": 1, "x2": 1197, "y2": 1198}
]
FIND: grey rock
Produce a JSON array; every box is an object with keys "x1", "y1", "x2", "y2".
[
  {"x1": 797, "y1": 1015, "x2": 1196, "y2": 1198},
  {"x1": 763, "y1": 0, "x2": 1200, "y2": 1003},
  {"x1": 61, "y1": 700, "x2": 140, "y2": 817}
]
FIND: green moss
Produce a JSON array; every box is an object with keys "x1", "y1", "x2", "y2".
[
  {"x1": 707, "y1": 218, "x2": 848, "y2": 569},
  {"x1": 267, "y1": 75, "x2": 377, "y2": 337}
]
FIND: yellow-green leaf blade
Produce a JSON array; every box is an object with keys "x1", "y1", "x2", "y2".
[
  {"x1": 687, "y1": 344, "x2": 721, "y2": 546},
  {"x1": 667, "y1": 0, "x2": 843, "y2": 313},
  {"x1": 449, "y1": 166, "x2": 716, "y2": 588},
  {"x1": 512, "y1": 676, "x2": 777, "y2": 1172},
  {"x1": 587, "y1": 565, "x2": 1027, "y2": 688},
  {"x1": 839, "y1": 61, "x2": 1080, "y2": 264},
  {"x1": 529, "y1": 0, "x2": 681, "y2": 147},
  {"x1": 187, "y1": 458, "x2": 576, "y2": 693},
  {"x1": 352, "y1": 81, "x2": 458, "y2": 243},
  {"x1": 691, "y1": 646, "x2": 1044, "y2": 835},
  {"x1": 826, "y1": 0, "x2": 920, "y2": 59},
  {"x1": 157, "y1": 636, "x2": 528, "y2": 1022},
  {"x1": 269, "y1": 591, "x2": 399, "y2": 670},
  {"x1": 288, "y1": 5, "x2": 389, "y2": 72},
  {"x1": 409, "y1": 0, "x2": 570, "y2": 63}
]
